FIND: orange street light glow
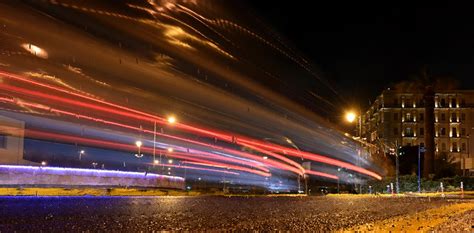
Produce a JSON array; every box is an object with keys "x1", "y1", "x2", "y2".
[{"x1": 345, "y1": 111, "x2": 357, "y2": 123}]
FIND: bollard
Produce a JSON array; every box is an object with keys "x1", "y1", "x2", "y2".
[
  {"x1": 390, "y1": 183, "x2": 394, "y2": 196},
  {"x1": 460, "y1": 182, "x2": 464, "y2": 199},
  {"x1": 440, "y1": 182, "x2": 445, "y2": 198}
]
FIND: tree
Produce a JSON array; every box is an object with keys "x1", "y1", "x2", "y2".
[
  {"x1": 393, "y1": 67, "x2": 459, "y2": 178},
  {"x1": 434, "y1": 152, "x2": 459, "y2": 179}
]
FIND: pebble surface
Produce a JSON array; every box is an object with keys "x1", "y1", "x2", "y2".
[{"x1": 0, "y1": 196, "x2": 469, "y2": 231}]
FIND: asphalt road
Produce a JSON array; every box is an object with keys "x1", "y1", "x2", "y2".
[{"x1": 0, "y1": 196, "x2": 466, "y2": 231}]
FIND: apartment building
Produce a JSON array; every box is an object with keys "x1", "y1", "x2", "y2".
[{"x1": 361, "y1": 89, "x2": 474, "y2": 175}]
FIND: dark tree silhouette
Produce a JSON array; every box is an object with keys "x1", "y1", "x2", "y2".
[{"x1": 393, "y1": 67, "x2": 459, "y2": 178}]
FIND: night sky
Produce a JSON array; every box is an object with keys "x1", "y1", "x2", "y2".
[{"x1": 247, "y1": 2, "x2": 474, "y2": 108}]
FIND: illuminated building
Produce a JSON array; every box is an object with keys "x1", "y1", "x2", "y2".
[{"x1": 361, "y1": 89, "x2": 474, "y2": 175}]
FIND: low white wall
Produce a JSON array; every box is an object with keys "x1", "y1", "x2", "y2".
[{"x1": 0, "y1": 165, "x2": 185, "y2": 189}]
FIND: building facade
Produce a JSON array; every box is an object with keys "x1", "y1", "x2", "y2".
[
  {"x1": 361, "y1": 89, "x2": 474, "y2": 175},
  {"x1": 0, "y1": 115, "x2": 26, "y2": 164}
]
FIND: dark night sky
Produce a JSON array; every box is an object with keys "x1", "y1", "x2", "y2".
[{"x1": 247, "y1": 2, "x2": 474, "y2": 108}]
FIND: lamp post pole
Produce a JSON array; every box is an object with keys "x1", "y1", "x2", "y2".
[{"x1": 358, "y1": 110, "x2": 363, "y2": 194}]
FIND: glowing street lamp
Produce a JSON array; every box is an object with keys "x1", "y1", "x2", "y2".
[
  {"x1": 168, "y1": 159, "x2": 173, "y2": 164},
  {"x1": 41, "y1": 161, "x2": 47, "y2": 166},
  {"x1": 154, "y1": 160, "x2": 160, "y2": 164},
  {"x1": 135, "y1": 140, "x2": 143, "y2": 147},
  {"x1": 167, "y1": 147, "x2": 174, "y2": 153},
  {"x1": 262, "y1": 156, "x2": 268, "y2": 160},
  {"x1": 167, "y1": 116, "x2": 176, "y2": 124},
  {"x1": 345, "y1": 109, "x2": 363, "y2": 194},
  {"x1": 135, "y1": 140, "x2": 143, "y2": 158},
  {"x1": 79, "y1": 150, "x2": 85, "y2": 161},
  {"x1": 345, "y1": 111, "x2": 357, "y2": 123}
]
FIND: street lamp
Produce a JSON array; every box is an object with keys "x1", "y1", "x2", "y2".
[
  {"x1": 345, "y1": 111, "x2": 357, "y2": 123},
  {"x1": 167, "y1": 116, "x2": 176, "y2": 124},
  {"x1": 344, "y1": 110, "x2": 362, "y2": 137},
  {"x1": 345, "y1": 109, "x2": 363, "y2": 193},
  {"x1": 135, "y1": 140, "x2": 143, "y2": 158},
  {"x1": 167, "y1": 147, "x2": 174, "y2": 153},
  {"x1": 79, "y1": 150, "x2": 85, "y2": 161}
]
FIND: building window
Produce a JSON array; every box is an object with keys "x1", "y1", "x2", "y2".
[
  {"x1": 405, "y1": 127, "x2": 413, "y2": 137},
  {"x1": 393, "y1": 127, "x2": 399, "y2": 136},
  {"x1": 452, "y1": 128, "x2": 457, "y2": 137},
  {"x1": 406, "y1": 113, "x2": 412, "y2": 122},
  {"x1": 461, "y1": 128, "x2": 466, "y2": 136},
  {"x1": 451, "y1": 113, "x2": 457, "y2": 122},
  {"x1": 441, "y1": 143, "x2": 447, "y2": 152},
  {"x1": 461, "y1": 99, "x2": 465, "y2": 107},
  {"x1": 441, "y1": 113, "x2": 446, "y2": 121},
  {"x1": 452, "y1": 142, "x2": 458, "y2": 152},
  {"x1": 451, "y1": 98, "x2": 456, "y2": 108},
  {"x1": 441, "y1": 128, "x2": 446, "y2": 136},
  {"x1": 462, "y1": 143, "x2": 466, "y2": 152},
  {"x1": 0, "y1": 133, "x2": 6, "y2": 149},
  {"x1": 440, "y1": 98, "x2": 446, "y2": 107},
  {"x1": 406, "y1": 99, "x2": 412, "y2": 108},
  {"x1": 419, "y1": 127, "x2": 424, "y2": 136},
  {"x1": 419, "y1": 113, "x2": 424, "y2": 121},
  {"x1": 461, "y1": 113, "x2": 466, "y2": 121},
  {"x1": 394, "y1": 113, "x2": 398, "y2": 121}
]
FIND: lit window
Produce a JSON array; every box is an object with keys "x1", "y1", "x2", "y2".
[{"x1": 452, "y1": 142, "x2": 458, "y2": 152}]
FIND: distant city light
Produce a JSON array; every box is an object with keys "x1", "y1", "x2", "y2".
[
  {"x1": 168, "y1": 159, "x2": 173, "y2": 164},
  {"x1": 41, "y1": 161, "x2": 47, "y2": 166},
  {"x1": 167, "y1": 148, "x2": 174, "y2": 152},
  {"x1": 154, "y1": 160, "x2": 160, "y2": 164},
  {"x1": 263, "y1": 156, "x2": 268, "y2": 160}
]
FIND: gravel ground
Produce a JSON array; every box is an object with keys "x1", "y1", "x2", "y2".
[
  {"x1": 435, "y1": 209, "x2": 474, "y2": 232},
  {"x1": 0, "y1": 196, "x2": 467, "y2": 232}
]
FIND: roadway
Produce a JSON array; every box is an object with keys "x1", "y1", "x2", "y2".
[{"x1": 0, "y1": 196, "x2": 471, "y2": 231}]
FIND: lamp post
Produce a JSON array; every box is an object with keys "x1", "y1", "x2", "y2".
[
  {"x1": 79, "y1": 150, "x2": 85, "y2": 161},
  {"x1": 135, "y1": 140, "x2": 143, "y2": 158},
  {"x1": 345, "y1": 110, "x2": 363, "y2": 193},
  {"x1": 337, "y1": 168, "x2": 341, "y2": 193}
]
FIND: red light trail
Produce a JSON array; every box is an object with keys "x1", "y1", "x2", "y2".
[{"x1": 0, "y1": 70, "x2": 381, "y2": 180}]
